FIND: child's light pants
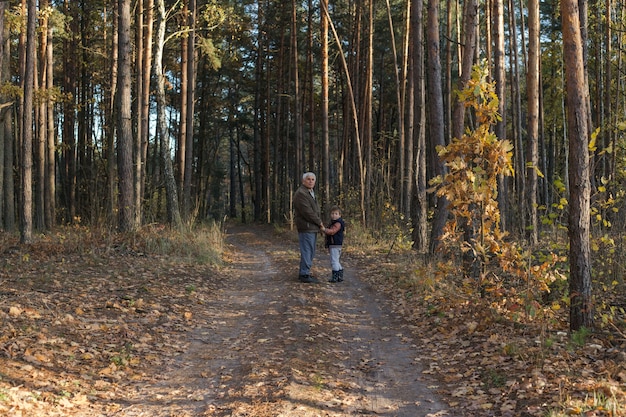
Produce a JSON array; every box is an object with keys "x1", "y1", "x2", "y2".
[{"x1": 329, "y1": 246, "x2": 342, "y2": 271}]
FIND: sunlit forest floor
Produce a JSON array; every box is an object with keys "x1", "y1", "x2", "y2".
[{"x1": 0, "y1": 223, "x2": 624, "y2": 416}]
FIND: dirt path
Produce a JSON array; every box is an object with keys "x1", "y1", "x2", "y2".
[{"x1": 111, "y1": 225, "x2": 450, "y2": 416}]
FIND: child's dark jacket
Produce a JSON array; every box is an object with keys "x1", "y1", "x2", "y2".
[{"x1": 325, "y1": 218, "x2": 345, "y2": 247}]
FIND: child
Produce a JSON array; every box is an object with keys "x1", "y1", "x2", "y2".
[{"x1": 323, "y1": 206, "x2": 345, "y2": 283}]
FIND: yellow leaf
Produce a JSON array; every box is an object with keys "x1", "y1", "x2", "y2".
[{"x1": 8, "y1": 306, "x2": 22, "y2": 317}]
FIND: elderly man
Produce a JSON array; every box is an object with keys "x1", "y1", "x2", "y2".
[{"x1": 293, "y1": 172, "x2": 325, "y2": 283}]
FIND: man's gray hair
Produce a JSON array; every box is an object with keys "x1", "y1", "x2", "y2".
[{"x1": 302, "y1": 172, "x2": 316, "y2": 180}]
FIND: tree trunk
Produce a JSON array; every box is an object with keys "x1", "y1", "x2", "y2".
[
  {"x1": 183, "y1": 0, "x2": 195, "y2": 219},
  {"x1": 20, "y1": 0, "x2": 36, "y2": 243},
  {"x1": 384, "y1": 0, "x2": 406, "y2": 214},
  {"x1": 35, "y1": 0, "x2": 46, "y2": 230},
  {"x1": 424, "y1": 0, "x2": 444, "y2": 253},
  {"x1": 155, "y1": 0, "x2": 182, "y2": 228},
  {"x1": 525, "y1": 0, "x2": 539, "y2": 245},
  {"x1": 178, "y1": 1, "x2": 188, "y2": 198},
  {"x1": 107, "y1": 1, "x2": 118, "y2": 224},
  {"x1": 0, "y1": 1, "x2": 15, "y2": 231},
  {"x1": 365, "y1": 0, "x2": 373, "y2": 225},
  {"x1": 45, "y1": 12, "x2": 55, "y2": 228},
  {"x1": 135, "y1": 0, "x2": 144, "y2": 225},
  {"x1": 291, "y1": 0, "x2": 304, "y2": 172},
  {"x1": 116, "y1": 0, "x2": 136, "y2": 232},
  {"x1": 133, "y1": 0, "x2": 153, "y2": 225},
  {"x1": 493, "y1": 0, "x2": 508, "y2": 232},
  {"x1": 561, "y1": 0, "x2": 593, "y2": 331},
  {"x1": 321, "y1": 0, "x2": 330, "y2": 210},
  {"x1": 509, "y1": 0, "x2": 524, "y2": 231}
]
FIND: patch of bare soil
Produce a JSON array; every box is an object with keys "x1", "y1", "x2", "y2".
[{"x1": 0, "y1": 225, "x2": 451, "y2": 416}]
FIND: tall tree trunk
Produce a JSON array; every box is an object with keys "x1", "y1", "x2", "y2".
[
  {"x1": 385, "y1": 0, "x2": 406, "y2": 214},
  {"x1": 411, "y1": 0, "x2": 427, "y2": 253},
  {"x1": 603, "y1": 0, "x2": 612, "y2": 206},
  {"x1": 444, "y1": 0, "x2": 452, "y2": 143},
  {"x1": 253, "y1": 0, "x2": 263, "y2": 222},
  {"x1": 425, "y1": 0, "x2": 445, "y2": 253},
  {"x1": 107, "y1": 1, "x2": 118, "y2": 224},
  {"x1": 2, "y1": 109, "x2": 14, "y2": 231},
  {"x1": 229, "y1": 111, "x2": 237, "y2": 219},
  {"x1": 45, "y1": 11, "x2": 55, "y2": 228},
  {"x1": 183, "y1": 0, "x2": 195, "y2": 219},
  {"x1": 306, "y1": 0, "x2": 315, "y2": 174},
  {"x1": 525, "y1": 0, "x2": 540, "y2": 245},
  {"x1": 0, "y1": 1, "x2": 14, "y2": 231},
  {"x1": 291, "y1": 0, "x2": 304, "y2": 172},
  {"x1": 20, "y1": 0, "x2": 36, "y2": 243},
  {"x1": 509, "y1": 0, "x2": 524, "y2": 230},
  {"x1": 116, "y1": 0, "x2": 136, "y2": 232},
  {"x1": 321, "y1": 0, "x2": 330, "y2": 209},
  {"x1": 561, "y1": 0, "x2": 593, "y2": 331},
  {"x1": 365, "y1": 0, "x2": 373, "y2": 224},
  {"x1": 493, "y1": 0, "x2": 508, "y2": 232},
  {"x1": 135, "y1": 0, "x2": 144, "y2": 225},
  {"x1": 35, "y1": 0, "x2": 49, "y2": 230},
  {"x1": 155, "y1": 0, "x2": 182, "y2": 228},
  {"x1": 178, "y1": 1, "x2": 188, "y2": 198},
  {"x1": 402, "y1": 0, "x2": 413, "y2": 218}
]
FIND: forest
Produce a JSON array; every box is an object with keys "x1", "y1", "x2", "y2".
[{"x1": 1, "y1": 0, "x2": 626, "y2": 334}]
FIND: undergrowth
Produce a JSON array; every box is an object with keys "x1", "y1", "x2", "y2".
[
  {"x1": 344, "y1": 64, "x2": 626, "y2": 416},
  {"x1": 0, "y1": 221, "x2": 225, "y2": 265}
]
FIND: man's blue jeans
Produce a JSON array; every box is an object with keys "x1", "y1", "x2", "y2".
[{"x1": 298, "y1": 232, "x2": 317, "y2": 276}]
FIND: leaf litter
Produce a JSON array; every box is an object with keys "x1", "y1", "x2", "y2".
[{"x1": 0, "y1": 225, "x2": 624, "y2": 416}]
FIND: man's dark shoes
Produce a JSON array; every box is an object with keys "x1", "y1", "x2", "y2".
[{"x1": 299, "y1": 274, "x2": 319, "y2": 283}]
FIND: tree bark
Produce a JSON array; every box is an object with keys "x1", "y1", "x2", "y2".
[
  {"x1": 45, "y1": 9, "x2": 55, "y2": 228},
  {"x1": 155, "y1": 0, "x2": 182, "y2": 228},
  {"x1": 20, "y1": 0, "x2": 36, "y2": 243},
  {"x1": 493, "y1": 0, "x2": 508, "y2": 232},
  {"x1": 0, "y1": 1, "x2": 14, "y2": 231},
  {"x1": 107, "y1": 0, "x2": 118, "y2": 224},
  {"x1": 35, "y1": 0, "x2": 46, "y2": 230},
  {"x1": 134, "y1": 0, "x2": 144, "y2": 225},
  {"x1": 321, "y1": 0, "x2": 330, "y2": 210},
  {"x1": 424, "y1": 0, "x2": 444, "y2": 253},
  {"x1": 178, "y1": 0, "x2": 188, "y2": 198},
  {"x1": 411, "y1": 0, "x2": 426, "y2": 253},
  {"x1": 183, "y1": 0, "x2": 195, "y2": 219},
  {"x1": 116, "y1": 0, "x2": 136, "y2": 232},
  {"x1": 561, "y1": 0, "x2": 593, "y2": 331},
  {"x1": 525, "y1": 0, "x2": 539, "y2": 245}
]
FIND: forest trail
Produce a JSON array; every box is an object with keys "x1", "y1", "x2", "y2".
[{"x1": 118, "y1": 224, "x2": 450, "y2": 416}]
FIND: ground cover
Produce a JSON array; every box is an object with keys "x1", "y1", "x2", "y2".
[{"x1": 0, "y1": 224, "x2": 623, "y2": 416}]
